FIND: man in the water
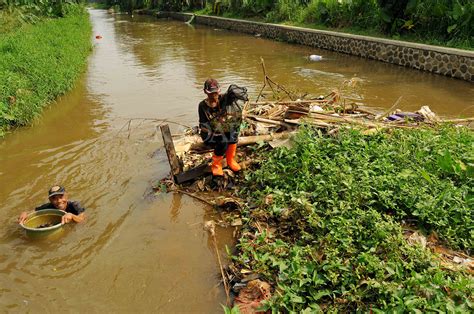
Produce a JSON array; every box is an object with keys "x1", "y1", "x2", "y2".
[{"x1": 18, "y1": 185, "x2": 85, "y2": 225}]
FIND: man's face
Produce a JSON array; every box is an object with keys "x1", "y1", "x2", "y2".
[
  {"x1": 206, "y1": 92, "x2": 219, "y2": 108},
  {"x1": 49, "y1": 193, "x2": 68, "y2": 211}
]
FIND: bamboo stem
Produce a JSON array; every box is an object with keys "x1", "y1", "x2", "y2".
[
  {"x1": 441, "y1": 118, "x2": 474, "y2": 123},
  {"x1": 375, "y1": 96, "x2": 403, "y2": 121}
]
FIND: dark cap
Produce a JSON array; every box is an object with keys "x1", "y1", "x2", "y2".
[
  {"x1": 48, "y1": 185, "x2": 66, "y2": 198},
  {"x1": 204, "y1": 78, "x2": 220, "y2": 94}
]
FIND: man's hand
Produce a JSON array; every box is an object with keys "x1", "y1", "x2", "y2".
[
  {"x1": 61, "y1": 213, "x2": 85, "y2": 224},
  {"x1": 18, "y1": 212, "x2": 29, "y2": 224},
  {"x1": 61, "y1": 213, "x2": 74, "y2": 224}
]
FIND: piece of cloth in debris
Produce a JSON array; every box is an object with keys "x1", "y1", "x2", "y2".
[{"x1": 234, "y1": 279, "x2": 272, "y2": 314}]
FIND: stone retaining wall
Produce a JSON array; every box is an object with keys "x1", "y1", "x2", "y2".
[{"x1": 144, "y1": 11, "x2": 474, "y2": 82}]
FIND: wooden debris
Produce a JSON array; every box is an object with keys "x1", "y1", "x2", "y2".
[
  {"x1": 375, "y1": 96, "x2": 403, "y2": 120},
  {"x1": 245, "y1": 114, "x2": 293, "y2": 129},
  {"x1": 174, "y1": 131, "x2": 295, "y2": 155},
  {"x1": 174, "y1": 164, "x2": 210, "y2": 184},
  {"x1": 204, "y1": 220, "x2": 231, "y2": 306},
  {"x1": 160, "y1": 124, "x2": 182, "y2": 179},
  {"x1": 404, "y1": 228, "x2": 473, "y2": 274}
]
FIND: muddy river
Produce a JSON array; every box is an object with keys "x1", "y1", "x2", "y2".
[{"x1": 0, "y1": 9, "x2": 473, "y2": 312}]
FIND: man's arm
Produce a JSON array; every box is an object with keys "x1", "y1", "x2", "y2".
[
  {"x1": 62, "y1": 212, "x2": 85, "y2": 224},
  {"x1": 61, "y1": 201, "x2": 86, "y2": 224},
  {"x1": 198, "y1": 102, "x2": 213, "y2": 134}
]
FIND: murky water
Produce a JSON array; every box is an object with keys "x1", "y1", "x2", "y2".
[{"x1": 0, "y1": 9, "x2": 473, "y2": 312}]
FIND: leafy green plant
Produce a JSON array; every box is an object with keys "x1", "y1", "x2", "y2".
[
  {"x1": 222, "y1": 304, "x2": 241, "y2": 313},
  {"x1": 234, "y1": 125, "x2": 474, "y2": 311}
]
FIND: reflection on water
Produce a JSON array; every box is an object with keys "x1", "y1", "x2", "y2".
[{"x1": 0, "y1": 9, "x2": 472, "y2": 312}]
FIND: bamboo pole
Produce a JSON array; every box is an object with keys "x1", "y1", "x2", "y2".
[
  {"x1": 375, "y1": 96, "x2": 403, "y2": 120},
  {"x1": 441, "y1": 118, "x2": 474, "y2": 123},
  {"x1": 204, "y1": 221, "x2": 231, "y2": 306},
  {"x1": 245, "y1": 115, "x2": 293, "y2": 128}
]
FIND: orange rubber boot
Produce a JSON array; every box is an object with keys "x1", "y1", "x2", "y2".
[
  {"x1": 226, "y1": 144, "x2": 241, "y2": 172},
  {"x1": 211, "y1": 154, "x2": 224, "y2": 176}
]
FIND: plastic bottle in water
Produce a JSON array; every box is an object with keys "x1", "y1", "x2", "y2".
[{"x1": 309, "y1": 54, "x2": 323, "y2": 61}]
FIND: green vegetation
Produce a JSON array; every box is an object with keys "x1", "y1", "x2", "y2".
[
  {"x1": 0, "y1": 2, "x2": 92, "y2": 136},
  {"x1": 0, "y1": 0, "x2": 87, "y2": 33},
  {"x1": 233, "y1": 125, "x2": 473, "y2": 311},
  {"x1": 102, "y1": 0, "x2": 473, "y2": 49},
  {"x1": 89, "y1": 2, "x2": 112, "y2": 9}
]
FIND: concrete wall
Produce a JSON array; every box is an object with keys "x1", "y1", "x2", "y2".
[{"x1": 143, "y1": 11, "x2": 474, "y2": 82}]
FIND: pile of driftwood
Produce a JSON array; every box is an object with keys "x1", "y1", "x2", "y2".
[
  {"x1": 150, "y1": 59, "x2": 474, "y2": 311},
  {"x1": 155, "y1": 93, "x2": 473, "y2": 311},
  {"x1": 157, "y1": 58, "x2": 473, "y2": 189},
  {"x1": 158, "y1": 94, "x2": 473, "y2": 190}
]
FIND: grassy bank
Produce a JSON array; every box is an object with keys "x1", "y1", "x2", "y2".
[
  {"x1": 234, "y1": 125, "x2": 473, "y2": 311},
  {"x1": 0, "y1": 7, "x2": 92, "y2": 137}
]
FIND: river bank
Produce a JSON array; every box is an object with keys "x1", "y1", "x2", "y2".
[
  {"x1": 158, "y1": 96, "x2": 473, "y2": 311},
  {"x1": 0, "y1": 7, "x2": 92, "y2": 137},
  {"x1": 1, "y1": 9, "x2": 471, "y2": 311},
  {"x1": 228, "y1": 124, "x2": 473, "y2": 311}
]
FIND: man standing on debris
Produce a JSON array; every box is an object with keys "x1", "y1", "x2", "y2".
[{"x1": 198, "y1": 78, "x2": 248, "y2": 176}]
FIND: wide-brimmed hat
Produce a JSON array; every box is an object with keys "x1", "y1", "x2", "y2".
[
  {"x1": 48, "y1": 185, "x2": 66, "y2": 198},
  {"x1": 204, "y1": 78, "x2": 220, "y2": 94}
]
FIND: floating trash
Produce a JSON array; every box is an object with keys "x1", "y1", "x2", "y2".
[{"x1": 309, "y1": 54, "x2": 323, "y2": 61}]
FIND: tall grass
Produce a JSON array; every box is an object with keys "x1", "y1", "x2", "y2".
[{"x1": 0, "y1": 5, "x2": 92, "y2": 136}]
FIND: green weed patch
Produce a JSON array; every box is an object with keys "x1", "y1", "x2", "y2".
[
  {"x1": 0, "y1": 8, "x2": 92, "y2": 136},
  {"x1": 235, "y1": 125, "x2": 473, "y2": 311}
]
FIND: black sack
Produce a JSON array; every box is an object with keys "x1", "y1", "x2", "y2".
[{"x1": 222, "y1": 84, "x2": 248, "y2": 131}]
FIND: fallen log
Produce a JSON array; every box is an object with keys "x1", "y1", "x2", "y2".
[
  {"x1": 308, "y1": 113, "x2": 380, "y2": 127},
  {"x1": 174, "y1": 132, "x2": 296, "y2": 154},
  {"x1": 238, "y1": 132, "x2": 295, "y2": 146},
  {"x1": 250, "y1": 100, "x2": 328, "y2": 106},
  {"x1": 175, "y1": 164, "x2": 210, "y2": 184},
  {"x1": 245, "y1": 115, "x2": 293, "y2": 129}
]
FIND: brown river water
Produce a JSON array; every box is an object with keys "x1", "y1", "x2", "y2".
[{"x1": 0, "y1": 9, "x2": 473, "y2": 312}]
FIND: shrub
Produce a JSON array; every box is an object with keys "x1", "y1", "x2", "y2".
[{"x1": 235, "y1": 125, "x2": 474, "y2": 311}]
